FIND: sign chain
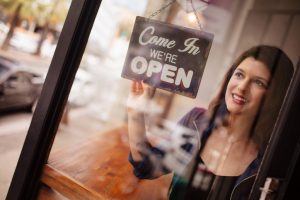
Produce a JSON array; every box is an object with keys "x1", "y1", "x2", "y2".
[
  {"x1": 148, "y1": 0, "x2": 205, "y2": 31},
  {"x1": 148, "y1": 0, "x2": 177, "y2": 19},
  {"x1": 190, "y1": 0, "x2": 204, "y2": 30}
]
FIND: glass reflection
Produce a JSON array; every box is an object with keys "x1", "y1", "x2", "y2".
[
  {"x1": 127, "y1": 46, "x2": 293, "y2": 199},
  {"x1": 43, "y1": 0, "x2": 298, "y2": 199}
]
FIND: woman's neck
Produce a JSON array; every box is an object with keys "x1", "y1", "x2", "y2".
[{"x1": 226, "y1": 113, "x2": 255, "y2": 142}]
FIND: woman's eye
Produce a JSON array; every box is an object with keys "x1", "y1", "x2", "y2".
[
  {"x1": 254, "y1": 80, "x2": 267, "y2": 88},
  {"x1": 234, "y1": 72, "x2": 243, "y2": 79}
]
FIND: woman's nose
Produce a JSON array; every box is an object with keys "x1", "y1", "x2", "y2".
[{"x1": 237, "y1": 79, "x2": 250, "y2": 92}]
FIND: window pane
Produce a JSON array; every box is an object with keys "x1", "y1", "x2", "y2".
[{"x1": 44, "y1": 0, "x2": 297, "y2": 199}]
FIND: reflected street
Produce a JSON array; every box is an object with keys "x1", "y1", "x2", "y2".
[{"x1": 0, "y1": 112, "x2": 31, "y2": 200}]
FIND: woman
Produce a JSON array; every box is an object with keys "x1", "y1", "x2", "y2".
[{"x1": 127, "y1": 45, "x2": 294, "y2": 199}]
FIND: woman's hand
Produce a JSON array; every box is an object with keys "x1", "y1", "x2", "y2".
[{"x1": 127, "y1": 81, "x2": 154, "y2": 114}]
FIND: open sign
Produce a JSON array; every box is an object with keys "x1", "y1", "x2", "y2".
[{"x1": 121, "y1": 16, "x2": 213, "y2": 98}]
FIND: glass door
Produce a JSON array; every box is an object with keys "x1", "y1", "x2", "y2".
[{"x1": 7, "y1": 0, "x2": 300, "y2": 199}]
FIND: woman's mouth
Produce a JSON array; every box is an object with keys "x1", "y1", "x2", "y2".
[{"x1": 232, "y1": 94, "x2": 247, "y2": 105}]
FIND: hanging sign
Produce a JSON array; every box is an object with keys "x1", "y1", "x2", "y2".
[{"x1": 121, "y1": 16, "x2": 213, "y2": 98}]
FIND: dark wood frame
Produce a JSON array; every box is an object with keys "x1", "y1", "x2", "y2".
[
  {"x1": 249, "y1": 58, "x2": 300, "y2": 199},
  {"x1": 6, "y1": 0, "x2": 300, "y2": 199},
  {"x1": 6, "y1": 0, "x2": 102, "y2": 199}
]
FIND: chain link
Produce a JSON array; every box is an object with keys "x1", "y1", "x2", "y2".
[
  {"x1": 148, "y1": 0, "x2": 177, "y2": 19},
  {"x1": 148, "y1": 0, "x2": 205, "y2": 31},
  {"x1": 190, "y1": 0, "x2": 204, "y2": 30}
]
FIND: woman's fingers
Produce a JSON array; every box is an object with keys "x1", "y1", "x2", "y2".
[
  {"x1": 131, "y1": 81, "x2": 137, "y2": 92},
  {"x1": 131, "y1": 81, "x2": 144, "y2": 95},
  {"x1": 138, "y1": 81, "x2": 143, "y2": 93},
  {"x1": 131, "y1": 80, "x2": 156, "y2": 98}
]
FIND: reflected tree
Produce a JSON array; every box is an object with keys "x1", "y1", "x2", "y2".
[
  {"x1": 0, "y1": 0, "x2": 69, "y2": 55},
  {"x1": 0, "y1": 0, "x2": 25, "y2": 50}
]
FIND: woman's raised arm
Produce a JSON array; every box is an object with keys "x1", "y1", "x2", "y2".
[{"x1": 127, "y1": 81, "x2": 151, "y2": 161}]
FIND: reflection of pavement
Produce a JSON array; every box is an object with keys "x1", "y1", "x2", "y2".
[{"x1": 0, "y1": 112, "x2": 32, "y2": 200}]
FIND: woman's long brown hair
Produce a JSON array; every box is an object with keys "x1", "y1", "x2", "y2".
[{"x1": 207, "y1": 45, "x2": 294, "y2": 150}]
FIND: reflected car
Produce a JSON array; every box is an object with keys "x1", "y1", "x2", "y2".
[{"x1": 0, "y1": 56, "x2": 44, "y2": 112}]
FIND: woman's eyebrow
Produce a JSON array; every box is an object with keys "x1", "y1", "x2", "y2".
[
  {"x1": 235, "y1": 68, "x2": 244, "y2": 73},
  {"x1": 236, "y1": 68, "x2": 269, "y2": 82}
]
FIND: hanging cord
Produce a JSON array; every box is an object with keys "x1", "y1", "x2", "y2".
[
  {"x1": 148, "y1": 0, "x2": 207, "y2": 31},
  {"x1": 190, "y1": 0, "x2": 207, "y2": 30},
  {"x1": 148, "y1": 0, "x2": 177, "y2": 19}
]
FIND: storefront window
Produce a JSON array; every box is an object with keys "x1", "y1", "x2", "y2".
[{"x1": 5, "y1": 0, "x2": 299, "y2": 199}]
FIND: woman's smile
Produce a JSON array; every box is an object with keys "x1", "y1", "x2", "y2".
[{"x1": 231, "y1": 93, "x2": 248, "y2": 105}]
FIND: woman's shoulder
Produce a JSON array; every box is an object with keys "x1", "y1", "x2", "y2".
[
  {"x1": 190, "y1": 107, "x2": 207, "y2": 115},
  {"x1": 178, "y1": 107, "x2": 207, "y2": 128},
  {"x1": 185, "y1": 107, "x2": 207, "y2": 120}
]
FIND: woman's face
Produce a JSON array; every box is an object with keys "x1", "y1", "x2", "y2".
[{"x1": 225, "y1": 57, "x2": 271, "y2": 118}]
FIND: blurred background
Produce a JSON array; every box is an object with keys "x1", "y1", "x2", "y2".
[{"x1": 0, "y1": 0, "x2": 300, "y2": 199}]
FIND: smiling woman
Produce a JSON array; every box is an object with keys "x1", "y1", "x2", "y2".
[
  {"x1": 127, "y1": 45, "x2": 294, "y2": 199},
  {"x1": 225, "y1": 57, "x2": 271, "y2": 117}
]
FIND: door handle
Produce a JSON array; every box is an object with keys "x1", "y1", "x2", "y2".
[{"x1": 259, "y1": 177, "x2": 281, "y2": 200}]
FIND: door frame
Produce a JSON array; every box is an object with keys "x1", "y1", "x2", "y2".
[{"x1": 249, "y1": 58, "x2": 300, "y2": 199}]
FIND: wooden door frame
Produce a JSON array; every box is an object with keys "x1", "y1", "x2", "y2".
[
  {"x1": 6, "y1": 1, "x2": 102, "y2": 199},
  {"x1": 249, "y1": 58, "x2": 300, "y2": 199}
]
